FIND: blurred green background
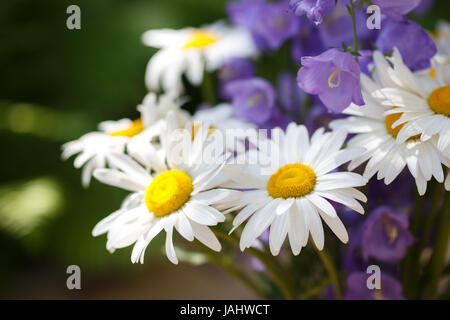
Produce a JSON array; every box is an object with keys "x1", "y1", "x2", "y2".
[{"x1": 0, "y1": 0, "x2": 448, "y2": 299}]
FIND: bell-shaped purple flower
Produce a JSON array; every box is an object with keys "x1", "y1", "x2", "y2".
[
  {"x1": 219, "y1": 58, "x2": 255, "y2": 100},
  {"x1": 254, "y1": 1, "x2": 300, "y2": 50},
  {"x1": 228, "y1": 0, "x2": 299, "y2": 51},
  {"x1": 228, "y1": 0, "x2": 265, "y2": 27},
  {"x1": 412, "y1": 0, "x2": 434, "y2": 16},
  {"x1": 291, "y1": 18, "x2": 325, "y2": 63},
  {"x1": 345, "y1": 272, "x2": 405, "y2": 300},
  {"x1": 371, "y1": 0, "x2": 421, "y2": 20},
  {"x1": 227, "y1": 77, "x2": 276, "y2": 125},
  {"x1": 361, "y1": 206, "x2": 414, "y2": 263},
  {"x1": 297, "y1": 48, "x2": 364, "y2": 113},
  {"x1": 375, "y1": 19, "x2": 437, "y2": 71},
  {"x1": 317, "y1": 3, "x2": 376, "y2": 49},
  {"x1": 288, "y1": 0, "x2": 333, "y2": 25}
]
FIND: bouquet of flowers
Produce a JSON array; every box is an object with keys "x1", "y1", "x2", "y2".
[{"x1": 62, "y1": 0, "x2": 450, "y2": 300}]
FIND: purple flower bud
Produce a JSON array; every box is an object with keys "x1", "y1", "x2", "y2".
[
  {"x1": 297, "y1": 48, "x2": 364, "y2": 113},
  {"x1": 345, "y1": 272, "x2": 405, "y2": 300},
  {"x1": 288, "y1": 0, "x2": 333, "y2": 25},
  {"x1": 361, "y1": 206, "x2": 414, "y2": 263},
  {"x1": 375, "y1": 19, "x2": 437, "y2": 71},
  {"x1": 219, "y1": 58, "x2": 255, "y2": 100},
  {"x1": 371, "y1": 0, "x2": 421, "y2": 20},
  {"x1": 227, "y1": 77, "x2": 276, "y2": 125}
]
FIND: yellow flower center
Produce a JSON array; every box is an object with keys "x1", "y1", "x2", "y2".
[
  {"x1": 429, "y1": 68, "x2": 437, "y2": 78},
  {"x1": 328, "y1": 68, "x2": 341, "y2": 88},
  {"x1": 145, "y1": 170, "x2": 193, "y2": 217},
  {"x1": 373, "y1": 290, "x2": 384, "y2": 300},
  {"x1": 428, "y1": 85, "x2": 450, "y2": 116},
  {"x1": 384, "y1": 108, "x2": 420, "y2": 140},
  {"x1": 428, "y1": 61, "x2": 450, "y2": 78},
  {"x1": 183, "y1": 30, "x2": 218, "y2": 50},
  {"x1": 384, "y1": 222, "x2": 398, "y2": 244},
  {"x1": 109, "y1": 119, "x2": 144, "y2": 137},
  {"x1": 267, "y1": 164, "x2": 316, "y2": 199},
  {"x1": 191, "y1": 123, "x2": 215, "y2": 140}
]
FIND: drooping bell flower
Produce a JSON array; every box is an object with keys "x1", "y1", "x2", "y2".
[
  {"x1": 375, "y1": 18, "x2": 437, "y2": 71},
  {"x1": 345, "y1": 272, "x2": 405, "y2": 300},
  {"x1": 371, "y1": 0, "x2": 421, "y2": 20},
  {"x1": 288, "y1": 0, "x2": 333, "y2": 25},
  {"x1": 297, "y1": 48, "x2": 364, "y2": 113},
  {"x1": 226, "y1": 77, "x2": 276, "y2": 125},
  {"x1": 360, "y1": 206, "x2": 414, "y2": 263},
  {"x1": 219, "y1": 58, "x2": 255, "y2": 100}
]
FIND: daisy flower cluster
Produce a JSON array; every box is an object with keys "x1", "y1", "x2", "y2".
[{"x1": 63, "y1": 0, "x2": 449, "y2": 300}]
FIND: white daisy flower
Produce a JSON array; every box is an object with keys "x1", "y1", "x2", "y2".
[
  {"x1": 92, "y1": 112, "x2": 235, "y2": 264},
  {"x1": 446, "y1": 171, "x2": 450, "y2": 191},
  {"x1": 192, "y1": 103, "x2": 256, "y2": 131},
  {"x1": 127, "y1": 92, "x2": 191, "y2": 167},
  {"x1": 223, "y1": 123, "x2": 367, "y2": 256},
  {"x1": 142, "y1": 21, "x2": 258, "y2": 94},
  {"x1": 62, "y1": 93, "x2": 190, "y2": 186},
  {"x1": 433, "y1": 20, "x2": 450, "y2": 61},
  {"x1": 330, "y1": 60, "x2": 449, "y2": 195},
  {"x1": 369, "y1": 48, "x2": 450, "y2": 153}
]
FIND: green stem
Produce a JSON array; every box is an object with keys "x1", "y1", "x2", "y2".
[
  {"x1": 418, "y1": 183, "x2": 443, "y2": 257},
  {"x1": 349, "y1": 0, "x2": 359, "y2": 57},
  {"x1": 402, "y1": 191, "x2": 424, "y2": 299},
  {"x1": 422, "y1": 193, "x2": 450, "y2": 299},
  {"x1": 192, "y1": 241, "x2": 268, "y2": 299},
  {"x1": 213, "y1": 229, "x2": 297, "y2": 300},
  {"x1": 315, "y1": 248, "x2": 342, "y2": 299},
  {"x1": 201, "y1": 69, "x2": 216, "y2": 105},
  {"x1": 299, "y1": 278, "x2": 331, "y2": 300}
]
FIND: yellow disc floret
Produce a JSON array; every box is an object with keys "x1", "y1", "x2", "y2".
[
  {"x1": 145, "y1": 170, "x2": 193, "y2": 217},
  {"x1": 183, "y1": 30, "x2": 218, "y2": 50},
  {"x1": 385, "y1": 110, "x2": 405, "y2": 138},
  {"x1": 109, "y1": 119, "x2": 144, "y2": 137},
  {"x1": 428, "y1": 85, "x2": 450, "y2": 116},
  {"x1": 385, "y1": 108, "x2": 420, "y2": 140},
  {"x1": 191, "y1": 123, "x2": 215, "y2": 140},
  {"x1": 267, "y1": 164, "x2": 316, "y2": 199}
]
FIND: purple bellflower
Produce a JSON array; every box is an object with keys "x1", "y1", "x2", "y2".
[
  {"x1": 227, "y1": 77, "x2": 277, "y2": 125},
  {"x1": 371, "y1": 0, "x2": 421, "y2": 20},
  {"x1": 288, "y1": 0, "x2": 333, "y2": 25},
  {"x1": 345, "y1": 272, "x2": 405, "y2": 300},
  {"x1": 360, "y1": 206, "x2": 414, "y2": 263},
  {"x1": 412, "y1": 0, "x2": 434, "y2": 16},
  {"x1": 228, "y1": 0, "x2": 299, "y2": 51},
  {"x1": 297, "y1": 48, "x2": 364, "y2": 113},
  {"x1": 219, "y1": 58, "x2": 255, "y2": 100},
  {"x1": 376, "y1": 18, "x2": 437, "y2": 71}
]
